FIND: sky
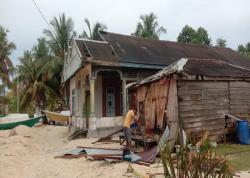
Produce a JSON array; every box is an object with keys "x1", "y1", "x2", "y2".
[{"x1": 1, "y1": 0, "x2": 250, "y2": 66}]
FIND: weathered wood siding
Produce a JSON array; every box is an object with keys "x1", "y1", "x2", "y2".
[
  {"x1": 229, "y1": 81, "x2": 250, "y2": 121},
  {"x1": 177, "y1": 81, "x2": 229, "y2": 141},
  {"x1": 137, "y1": 79, "x2": 169, "y2": 130}
]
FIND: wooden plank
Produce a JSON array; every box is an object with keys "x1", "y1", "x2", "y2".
[
  {"x1": 229, "y1": 88, "x2": 250, "y2": 91},
  {"x1": 166, "y1": 79, "x2": 179, "y2": 150},
  {"x1": 229, "y1": 91, "x2": 250, "y2": 95},
  {"x1": 156, "y1": 80, "x2": 169, "y2": 129},
  {"x1": 230, "y1": 105, "x2": 250, "y2": 109},
  {"x1": 178, "y1": 85, "x2": 228, "y2": 90},
  {"x1": 179, "y1": 105, "x2": 228, "y2": 112},
  {"x1": 178, "y1": 89, "x2": 229, "y2": 96},
  {"x1": 137, "y1": 86, "x2": 148, "y2": 102},
  {"x1": 178, "y1": 99, "x2": 229, "y2": 106},
  {"x1": 181, "y1": 109, "x2": 228, "y2": 117},
  {"x1": 184, "y1": 119, "x2": 225, "y2": 129},
  {"x1": 183, "y1": 115, "x2": 225, "y2": 123},
  {"x1": 230, "y1": 100, "x2": 250, "y2": 105},
  {"x1": 179, "y1": 95, "x2": 228, "y2": 101},
  {"x1": 229, "y1": 81, "x2": 250, "y2": 88},
  {"x1": 178, "y1": 89, "x2": 202, "y2": 95},
  {"x1": 230, "y1": 108, "x2": 250, "y2": 114},
  {"x1": 230, "y1": 95, "x2": 250, "y2": 100},
  {"x1": 178, "y1": 95, "x2": 202, "y2": 101},
  {"x1": 184, "y1": 124, "x2": 225, "y2": 132},
  {"x1": 178, "y1": 81, "x2": 228, "y2": 88}
]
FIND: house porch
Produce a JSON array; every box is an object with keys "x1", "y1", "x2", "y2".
[{"x1": 70, "y1": 66, "x2": 145, "y2": 137}]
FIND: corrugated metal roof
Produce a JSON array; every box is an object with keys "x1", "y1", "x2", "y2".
[
  {"x1": 138, "y1": 147, "x2": 157, "y2": 163},
  {"x1": 137, "y1": 58, "x2": 250, "y2": 85},
  {"x1": 100, "y1": 31, "x2": 250, "y2": 69}
]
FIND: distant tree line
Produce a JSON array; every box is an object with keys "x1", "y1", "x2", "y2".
[{"x1": 1, "y1": 12, "x2": 249, "y2": 114}]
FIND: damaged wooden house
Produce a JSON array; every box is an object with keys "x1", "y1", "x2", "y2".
[
  {"x1": 62, "y1": 31, "x2": 250, "y2": 138},
  {"x1": 128, "y1": 58, "x2": 250, "y2": 143}
]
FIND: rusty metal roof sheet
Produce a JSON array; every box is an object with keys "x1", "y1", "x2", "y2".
[
  {"x1": 138, "y1": 58, "x2": 250, "y2": 85},
  {"x1": 138, "y1": 147, "x2": 157, "y2": 163},
  {"x1": 100, "y1": 31, "x2": 250, "y2": 68}
]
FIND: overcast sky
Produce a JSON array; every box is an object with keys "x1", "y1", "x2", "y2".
[{"x1": 1, "y1": 0, "x2": 250, "y2": 66}]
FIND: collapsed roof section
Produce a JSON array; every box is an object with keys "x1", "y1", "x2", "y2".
[
  {"x1": 137, "y1": 58, "x2": 250, "y2": 86},
  {"x1": 75, "y1": 39, "x2": 118, "y2": 62}
]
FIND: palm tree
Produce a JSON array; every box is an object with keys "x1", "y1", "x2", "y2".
[
  {"x1": 33, "y1": 38, "x2": 50, "y2": 59},
  {"x1": 32, "y1": 38, "x2": 62, "y2": 93},
  {"x1": 79, "y1": 18, "x2": 107, "y2": 40},
  {"x1": 133, "y1": 12, "x2": 166, "y2": 40},
  {"x1": 43, "y1": 13, "x2": 76, "y2": 60},
  {"x1": 0, "y1": 26, "x2": 16, "y2": 87},
  {"x1": 18, "y1": 50, "x2": 58, "y2": 114}
]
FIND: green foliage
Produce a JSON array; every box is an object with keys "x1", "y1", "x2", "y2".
[
  {"x1": 216, "y1": 38, "x2": 227, "y2": 47},
  {"x1": 33, "y1": 38, "x2": 50, "y2": 59},
  {"x1": 177, "y1": 25, "x2": 212, "y2": 46},
  {"x1": 43, "y1": 13, "x2": 76, "y2": 60},
  {"x1": 79, "y1": 18, "x2": 107, "y2": 41},
  {"x1": 238, "y1": 42, "x2": 250, "y2": 58},
  {"x1": 133, "y1": 12, "x2": 166, "y2": 40},
  {"x1": 215, "y1": 144, "x2": 250, "y2": 171},
  {"x1": 160, "y1": 139, "x2": 233, "y2": 178},
  {"x1": 17, "y1": 38, "x2": 60, "y2": 113},
  {"x1": 0, "y1": 26, "x2": 16, "y2": 87}
]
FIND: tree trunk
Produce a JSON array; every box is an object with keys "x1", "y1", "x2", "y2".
[{"x1": 35, "y1": 98, "x2": 42, "y2": 115}]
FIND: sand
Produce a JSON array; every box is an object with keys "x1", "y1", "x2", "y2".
[
  {"x1": 0, "y1": 125, "x2": 164, "y2": 178},
  {"x1": 0, "y1": 125, "x2": 249, "y2": 178}
]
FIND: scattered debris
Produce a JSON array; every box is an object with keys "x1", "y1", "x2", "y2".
[
  {"x1": 67, "y1": 129, "x2": 88, "y2": 140},
  {"x1": 156, "y1": 126, "x2": 169, "y2": 153},
  {"x1": 56, "y1": 147, "x2": 123, "y2": 160},
  {"x1": 92, "y1": 128, "x2": 123, "y2": 144},
  {"x1": 138, "y1": 147, "x2": 157, "y2": 163},
  {"x1": 123, "y1": 152, "x2": 141, "y2": 162},
  {"x1": 126, "y1": 164, "x2": 152, "y2": 178}
]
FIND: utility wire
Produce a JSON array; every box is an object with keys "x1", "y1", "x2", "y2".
[{"x1": 31, "y1": 0, "x2": 56, "y2": 39}]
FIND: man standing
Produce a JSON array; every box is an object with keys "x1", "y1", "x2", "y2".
[{"x1": 123, "y1": 106, "x2": 137, "y2": 152}]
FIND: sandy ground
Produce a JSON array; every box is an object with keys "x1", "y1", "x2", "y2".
[
  {"x1": 0, "y1": 125, "x2": 249, "y2": 178},
  {"x1": 0, "y1": 125, "x2": 164, "y2": 178}
]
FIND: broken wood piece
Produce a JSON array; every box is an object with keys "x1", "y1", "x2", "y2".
[
  {"x1": 68, "y1": 129, "x2": 88, "y2": 140},
  {"x1": 92, "y1": 128, "x2": 123, "y2": 144}
]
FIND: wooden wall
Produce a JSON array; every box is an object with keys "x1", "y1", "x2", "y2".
[
  {"x1": 136, "y1": 79, "x2": 179, "y2": 149},
  {"x1": 137, "y1": 79, "x2": 170, "y2": 131},
  {"x1": 229, "y1": 81, "x2": 250, "y2": 121},
  {"x1": 177, "y1": 81, "x2": 229, "y2": 141},
  {"x1": 178, "y1": 80, "x2": 250, "y2": 141}
]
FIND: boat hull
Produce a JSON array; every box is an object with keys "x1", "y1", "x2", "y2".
[
  {"x1": 0, "y1": 115, "x2": 44, "y2": 130},
  {"x1": 42, "y1": 110, "x2": 69, "y2": 122}
]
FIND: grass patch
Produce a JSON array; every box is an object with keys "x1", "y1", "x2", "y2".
[{"x1": 215, "y1": 144, "x2": 250, "y2": 171}]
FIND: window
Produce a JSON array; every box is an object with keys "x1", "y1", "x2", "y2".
[{"x1": 106, "y1": 87, "x2": 115, "y2": 117}]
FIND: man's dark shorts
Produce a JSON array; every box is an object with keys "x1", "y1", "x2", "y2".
[{"x1": 124, "y1": 127, "x2": 132, "y2": 142}]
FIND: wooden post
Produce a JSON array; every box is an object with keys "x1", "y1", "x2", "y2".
[
  {"x1": 82, "y1": 78, "x2": 86, "y2": 117},
  {"x1": 90, "y1": 79, "x2": 95, "y2": 117},
  {"x1": 122, "y1": 78, "x2": 127, "y2": 115}
]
